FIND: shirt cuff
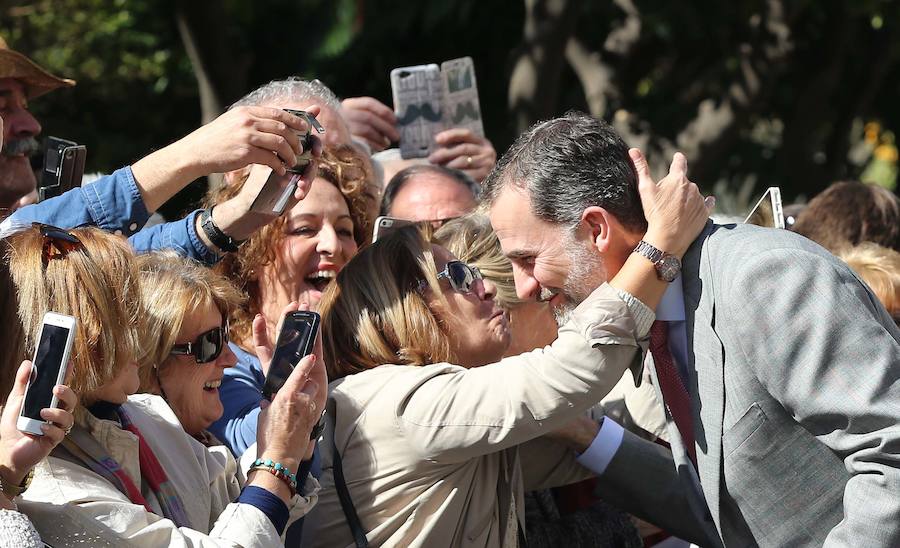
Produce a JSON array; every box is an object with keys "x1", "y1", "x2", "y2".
[
  {"x1": 575, "y1": 418, "x2": 625, "y2": 475},
  {"x1": 237, "y1": 486, "x2": 290, "y2": 535}
]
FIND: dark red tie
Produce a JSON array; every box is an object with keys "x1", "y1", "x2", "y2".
[{"x1": 649, "y1": 320, "x2": 697, "y2": 465}]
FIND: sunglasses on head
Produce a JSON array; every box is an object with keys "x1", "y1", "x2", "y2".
[
  {"x1": 435, "y1": 260, "x2": 483, "y2": 294},
  {"x1": 34, "y1": 222, "x2": 84, "y2": 267},
  {"x1": 170, "y1": 322, "x2": 229, "y2": 364}
]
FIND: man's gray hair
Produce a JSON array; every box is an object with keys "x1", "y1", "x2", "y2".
[
  {"x1": 482, "y1": 111, "x2": 648, "y2": 233},
  {"x1": 230, "y1": 77, "x2": 342, "y2": 111}
]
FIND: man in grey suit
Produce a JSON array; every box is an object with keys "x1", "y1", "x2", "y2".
[{"x1": 484, "y1": 112, "x2": 900, "y2": 547}]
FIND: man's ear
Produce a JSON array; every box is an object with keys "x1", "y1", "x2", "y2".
[{"x1": 581, "y1": 206, "x2": 614, "y2": 253}]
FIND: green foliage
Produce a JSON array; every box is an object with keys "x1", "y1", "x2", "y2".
[{"x1": 2, "y1": 0, "x2": 897, "y2": 214}]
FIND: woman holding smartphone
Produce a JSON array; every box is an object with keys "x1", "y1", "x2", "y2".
[
  {"x1": 5, "y1": 224, "x2": 323, "y2": 547},
  {"x1": 301, "y1": 169, "x2": 711, "y2": 547},
  {"x1": 0, "y1": 236, "x2": 77, "y2": 546},
  {"x1": 208, "y1": 145, "x2": 371, "y2": 457}
]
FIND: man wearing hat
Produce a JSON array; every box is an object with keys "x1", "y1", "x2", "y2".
[{"x1": 0, "y1": 36, "x2": 74, "y2": 210}]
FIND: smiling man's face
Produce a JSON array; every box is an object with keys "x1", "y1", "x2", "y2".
[
  {"x1": 0, "y1": 78, "x2": 42, "y2": 208},
  {"x1": 489, "y1": 184, "x2": 607, "y2": 325}
]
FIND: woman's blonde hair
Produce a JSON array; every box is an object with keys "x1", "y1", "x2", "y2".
[
  {"x1": 839, "y1": 242, "x2": 900, "y2": 317},
  {"x1": 0, "y1": 238, "x2": 26, "y2": 401},
  {"x1": 6, "y1": 226, "x2": 144, "y2": 397},
  {"x1": 136, "y1": 251, "x2": 244, "y2": 391},
  {"x1": 319, "y1": 225, "x2": 451, "y2": 379},
  {"x1": 434, "y1": 213, "x2": 522, "y2": 309},
  {"x1": 208, "y1": 145, "x2": 371, "y2": 346}
]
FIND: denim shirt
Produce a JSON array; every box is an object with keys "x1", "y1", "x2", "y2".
[{"x1": 2, "y1": 166, "x2": 220, "y2": 264}]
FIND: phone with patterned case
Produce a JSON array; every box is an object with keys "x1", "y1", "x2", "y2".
[
  {"x1": 440, "y1": 57, "x2": 484, "y2": 138},
  {"x1": 391, "y1": 64, "x2": 444, "y2": 159}
]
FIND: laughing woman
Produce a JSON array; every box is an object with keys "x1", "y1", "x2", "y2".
[
  {"x1": 208, "y1": 145, "x2": 371, "y2": 457},
  {"x1": 135, "y1": 251, "x2": 244, "y2": 446}
]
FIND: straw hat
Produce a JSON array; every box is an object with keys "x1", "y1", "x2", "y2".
[{"x1": 0, "y1": 36, "x2": 75, "y2": 99}]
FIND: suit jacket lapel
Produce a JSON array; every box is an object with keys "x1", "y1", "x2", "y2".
[{"x1": 682, "y1": 223, "x2": 726, "y2": 533}]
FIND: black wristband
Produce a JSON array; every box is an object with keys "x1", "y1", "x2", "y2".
[
  {"x1": 199, "y1": 207, "x2": 244, "y2": 253},
  {"x1": 309, "y1": 411, "x2": 326, "y2": 441}
]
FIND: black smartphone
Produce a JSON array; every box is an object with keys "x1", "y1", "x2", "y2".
[
  {"x1": 18, "y1": 312, "x2": 76, "y2": 435},
  {"x1": 261, "y1": 311, "x2": 320, "y2": 401},
  {"x1": 39, "y1": 137, "x2": 87, "y2": 202}
]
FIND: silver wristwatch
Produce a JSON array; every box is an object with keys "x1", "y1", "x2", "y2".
[{"x1": 633, "y1": 240, "x2": 681, "y2": 282}]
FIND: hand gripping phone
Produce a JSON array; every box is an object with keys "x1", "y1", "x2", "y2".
[
  {"x1": 17, "y1": 312, "x2": 76, "y2": 436},
  {"x1": 249, "y1": 109, "x2": 325, "y2": 217},
  {"x1": 39, "y1": 137, "x2": 86, "y2": 202},
  {"x1": 744, "y1": 187, "x2": 785, "y2": 229},
  {"x1": 262, "y1": 311, "x2": 320, "y2": 401}
]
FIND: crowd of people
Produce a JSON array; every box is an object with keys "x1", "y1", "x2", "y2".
[{"x1": 0, "y1": 34, "x2": 898, "y2": 548}]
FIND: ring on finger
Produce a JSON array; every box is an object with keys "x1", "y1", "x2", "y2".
[{"x1": 466, "y1": 156, "x2": 473, "y2": 167}]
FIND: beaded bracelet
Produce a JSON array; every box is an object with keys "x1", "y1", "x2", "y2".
[{"x1": 249, "y1": 458, "x2": 298, "y2": 497}]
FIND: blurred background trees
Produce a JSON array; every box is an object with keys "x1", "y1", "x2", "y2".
[{"x1": 2, "y1": 0, "x2": 898, "y2": 217}]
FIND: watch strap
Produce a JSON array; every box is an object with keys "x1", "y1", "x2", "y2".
[
  {"x1": 633, "y1": 240, "x2": 665, "y2": 263},
  {"x1": 199, "y1": 207, "x2": 244, "y2": 253}
]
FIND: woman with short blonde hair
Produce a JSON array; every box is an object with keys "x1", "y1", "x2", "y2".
[{"x1": 136, "y1": 251, "x2": 244, "y2": 442}]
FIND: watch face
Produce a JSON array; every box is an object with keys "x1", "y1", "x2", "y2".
[{"x1": 656, "y1": 256, "x2": 681, "y2": 282}]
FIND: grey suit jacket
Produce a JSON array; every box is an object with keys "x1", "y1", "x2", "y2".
[{"x1": 599, "y1": 222, "x2": 900, "y2": 547}]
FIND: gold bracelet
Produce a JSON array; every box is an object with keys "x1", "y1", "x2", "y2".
[{"x1": 0, "y1": 469, "x2": 33, "y2": 498}]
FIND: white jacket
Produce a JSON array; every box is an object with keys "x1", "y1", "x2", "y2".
[{"x1": 21, "y1": 393, "x2": 318, "y2": 547}]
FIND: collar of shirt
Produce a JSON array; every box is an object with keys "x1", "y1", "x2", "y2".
[{"x1": 656, "y1": 274, "x2": 686, "y2": 322}]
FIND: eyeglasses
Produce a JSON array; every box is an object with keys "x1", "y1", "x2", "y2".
[
  {"x1": 170, "y1": 322, "x2": 229, "y2": 364},
  {"x1": 34, "y1": 222, "x2": 84, "y2": 267},
  {"x1": 435, "y1": 261, "x2": 483, "y2": 294}
]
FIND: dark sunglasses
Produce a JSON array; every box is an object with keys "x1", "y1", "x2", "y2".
[
  {"x1": 34, "y1": 222, "x2": 84, "y2": 267},
  {"x1": 170, "y1": 322, "x2": 229, "y2": 364},
  {"x1": 435, "y1": 261, "x2": 483, "y2": 294}
]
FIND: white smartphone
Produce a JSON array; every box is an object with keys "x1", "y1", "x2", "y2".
[
  {"x1": 372, "y1": 215, "x2": 415, "y2": 242},
  {"x1": 17, "y1": 312, "x2": 76, "y2": 436},
  {"x1": 391, "y1": 64, "x2": 444, "y2": 159},
  {"x1": 744, "y1": 187, "x2": 785, "y2": 229}
]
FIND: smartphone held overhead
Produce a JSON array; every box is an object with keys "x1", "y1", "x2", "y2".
[
  {"x1": 744, "y1": 187, "x2": 785, "y2": 229},
  {"x1": 249, "y1": 109, "x2": 325, "y2": 217},
  {"x1": 391, "y1": 56, "x2": 485, "y2": 159},
  {"x1": 39, "y1": 137, "x2": 86, "y2": 202},
  {"x1": 261, "y1": 311, "x2": 320, "y2": 401},
  {"x1": 17, "y1": 312, "x2": 76, "y2": 436}
]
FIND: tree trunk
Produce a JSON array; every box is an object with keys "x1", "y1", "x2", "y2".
[
  {"x1": 174, "y1": 0, "x2": 251, "y2": 124},
  {"x1": 508, "y1": 0, "x2": 580, "y2": 134}
]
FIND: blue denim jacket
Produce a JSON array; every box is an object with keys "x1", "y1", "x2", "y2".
[{"x1": 3, "y1": 166, "x2": 219, "y2": 264}]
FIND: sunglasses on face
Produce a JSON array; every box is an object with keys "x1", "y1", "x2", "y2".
[
  {"x1": 170, "y1": 322, "x2": 229, "y2": 364},
  {"x1": 435, "y1": 261, "x2": 483, "y2": 294},
  {"x1": 34, "y1": 222, "x2": 84, "y2": 267}
]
